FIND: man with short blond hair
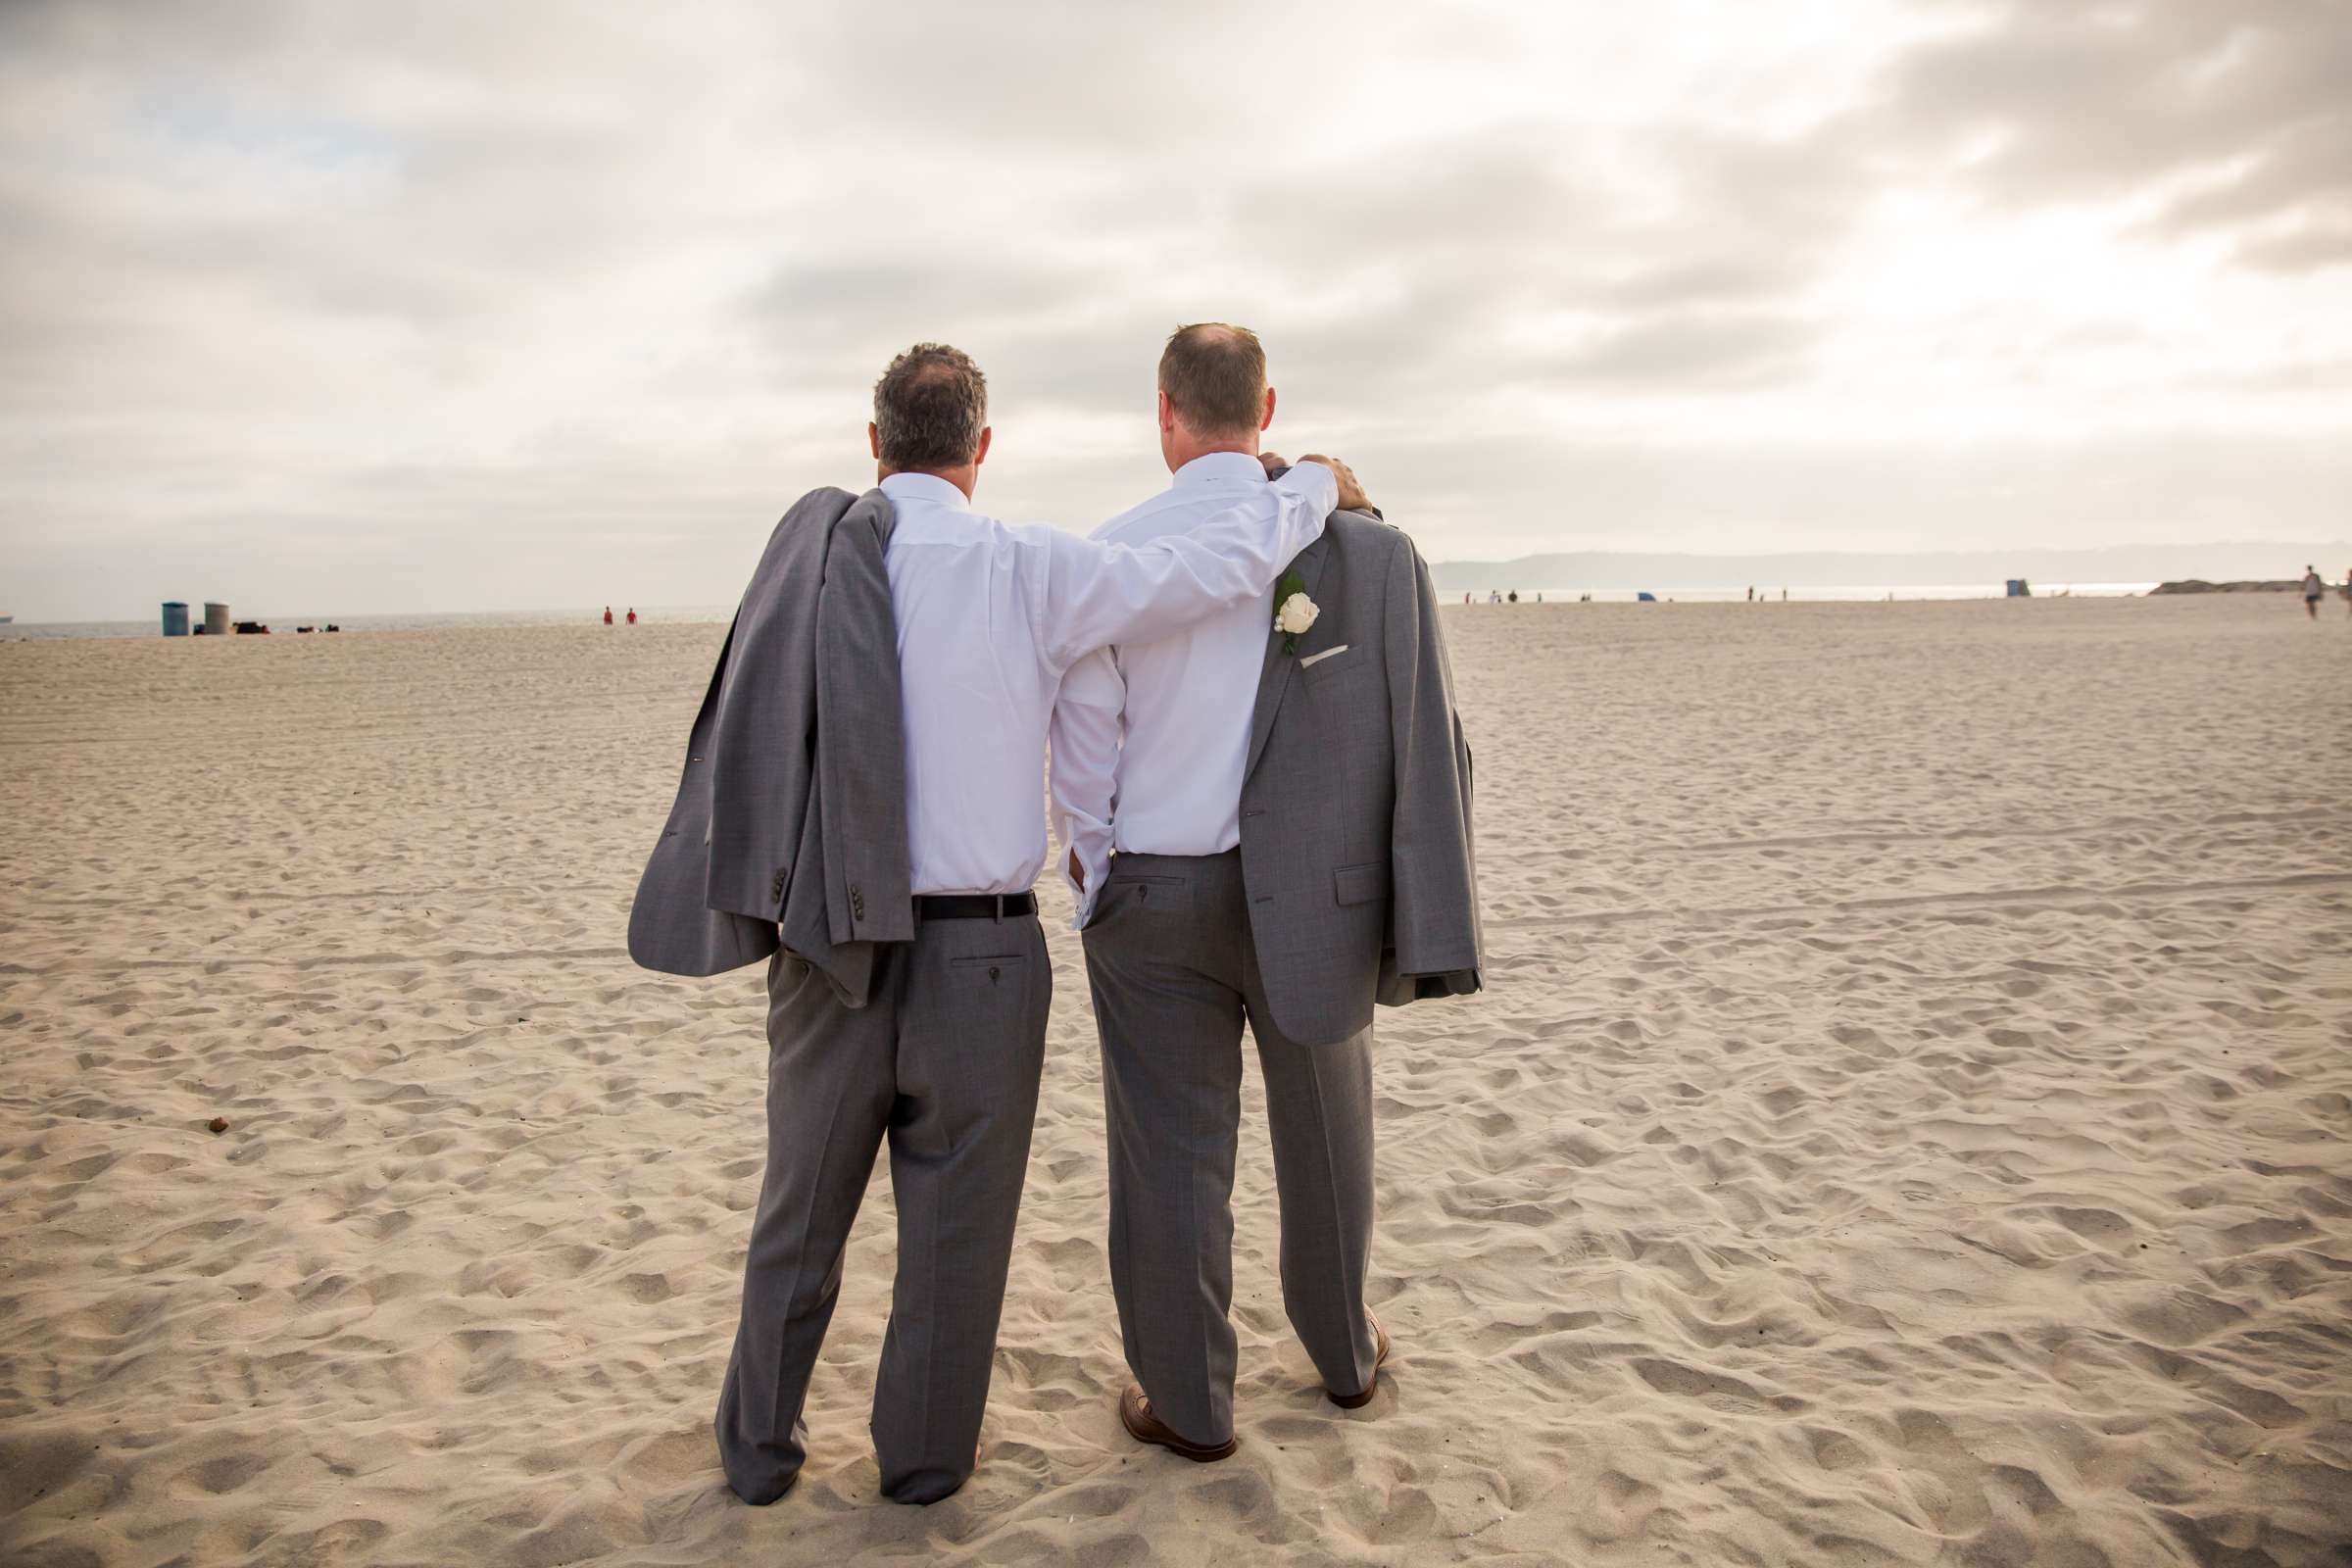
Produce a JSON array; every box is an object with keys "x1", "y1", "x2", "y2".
[
  {"x1": 1158, "y1": 321, "x2": 1270, "y2": 439},
  {"x1": 1054, "y1": 322, "x2": 1479, "y2": 1463}
]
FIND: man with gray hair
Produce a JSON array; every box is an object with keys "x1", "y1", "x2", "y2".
[{"x1": 695, "y1": 341, "x2": 1361, "y2": 1507}]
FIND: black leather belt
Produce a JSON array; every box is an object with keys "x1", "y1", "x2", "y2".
[{"x1": 914, "y1": 892, "x2": 1037, "y2": 921}]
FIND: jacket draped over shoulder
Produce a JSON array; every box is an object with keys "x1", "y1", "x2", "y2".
[
  {"x1": 627, "y1": 486, "x2": 914, "y2": 1004},
  {"x1": 1233, "y1": 504, "x2": 1482, "y2": 1047}
]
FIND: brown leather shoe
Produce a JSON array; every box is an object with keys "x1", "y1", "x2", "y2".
[
  {"x1": 1119, "y1": 1383, "x2": 1237, "y2": 1462},
  {"x1": 1328, "y1": 1312, "x2": 1392, "y2": 1409}
]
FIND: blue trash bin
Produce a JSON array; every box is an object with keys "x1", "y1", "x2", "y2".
[{"x1": 163, "y1": 601, "x2": 190, "y2": 636}]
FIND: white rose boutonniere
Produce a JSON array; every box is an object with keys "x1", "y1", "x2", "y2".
[{"x1": 1274, "y1": 569, "x2": 1317, "y2": 655}]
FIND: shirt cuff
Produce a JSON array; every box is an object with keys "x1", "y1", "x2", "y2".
[
  {"x1": 1060, "y1": 821, "x2": 1112, "y2": 929},
  {"x1": 1273, "y1": 459, "x2": 1339, "y2": 515}
]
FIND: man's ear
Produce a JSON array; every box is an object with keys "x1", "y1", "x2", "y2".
[
  {"x1": 868, "y1": 421, "x2": 882, "y2": 460},
  {"x1": 974, "y1": 426, "x2": 993, "y2": 466},
  {"x1": 1157, "y1": 390, "x2": 1176, "y2": 435},
  {"x1": 1260, "y1": 386, "x2": 1276, "y2": 433}
]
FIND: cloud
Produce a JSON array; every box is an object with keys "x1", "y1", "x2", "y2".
[
  {"x1": 1, "y1": 0, "x2": 2349, "y2": 619},
  {"x1": 1873, "y1": 1, "x2": 2352, "y2": 271},
  {"x1": 1531, "y1": 312, "x2": 1818, "y2": 388}
]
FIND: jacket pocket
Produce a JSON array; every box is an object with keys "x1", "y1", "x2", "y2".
[
  {"x1": 1333, "y1": 861, "x2": 1391, "y2": 906},
  {"x1": 1300, "y1": 645, "x2": 1365, "y2": 686}
]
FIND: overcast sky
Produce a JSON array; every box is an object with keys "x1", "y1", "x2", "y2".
[{"x1": 4, "y1": 0, "x2": 2348, "y2": 619}]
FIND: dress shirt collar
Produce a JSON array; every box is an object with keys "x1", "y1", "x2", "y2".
[
  {"x1": 1171, "y1": 451, "x2": 1269, "y2": 489},
  {"x1": 878, "y1": 470, "x2": 972, "y2": 512}
]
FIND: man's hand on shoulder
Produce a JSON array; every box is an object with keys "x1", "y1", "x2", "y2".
[{"x1": 1272, "y1": 452, "x2": 1372, "y2": 514}]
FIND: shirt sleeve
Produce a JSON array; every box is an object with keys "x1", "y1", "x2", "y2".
[
  {"x1": 1033, "y1": 462, "x2": 1337, "y2": 671},
  {"x1": 1050, "y1": 648, "x2": 1124, "y2": 927}
]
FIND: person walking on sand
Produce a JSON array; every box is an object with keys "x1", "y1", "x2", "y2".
[
  {"x1": 2303, "y1": 565, "x2": 2326, "y2": 619},
  {"x1": 604, "y1": 606, "x2": 613, "y2": 625},
  {"x1": 629, "y1": 340, "x2": 1357, "y2": 1507},
  {"x1": 1053, "y1": 323, "x2": 1481, "y2": 1463},
  {"x1": 626, "y1": 607, "x2": 637, "y2": 625}
]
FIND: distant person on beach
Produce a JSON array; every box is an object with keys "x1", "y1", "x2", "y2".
[
  {"x1": 603, "y1": 606, "x2": 613, "y2": 625},
  {"x1": 627, "y1": 340, "x2": 1352, "y2": 1507},
  {"x1": 626, "y1": 608, "x2": 637, "y2": 625},
  {"x1": 2303, "y1": 565, "x2": 2325, "y2": 619},
  {"x1": 1053, "y1": 322, "x2": 1480, "y2": 1464}
]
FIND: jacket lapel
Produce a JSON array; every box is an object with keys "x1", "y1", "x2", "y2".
[{"x1": 1244, "y1": 532, "x2": 1334, "y2": 781}]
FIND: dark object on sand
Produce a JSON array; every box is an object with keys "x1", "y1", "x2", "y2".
[
  {"x1": 207, "y1": 1117, "x2": 228, "y2": 1135},
  {"x1": 2150, "y1": 579, "x2": 2301, "y2": 595},
  {"x1": 2006, "y1": 578, "x2": 2031, "y2": 597},
  {"x1": 233, "y1": 620, "x2": 270, "y2": 634},
  {"x1": 1636, "y1": 591, "x2": 1657, "y2": 603}
]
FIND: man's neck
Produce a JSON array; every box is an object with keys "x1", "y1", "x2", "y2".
[
  {"x1": 1164, "y1": 435, "x2": 1259, "y2": 473},
  {"x1": 877, "y1": 464, "x2": 977, "y2": 501}
]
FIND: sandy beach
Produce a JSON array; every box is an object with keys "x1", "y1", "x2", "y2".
[{"x1": 3, "y1": 595, "x2": 2347, "y2": 1567}]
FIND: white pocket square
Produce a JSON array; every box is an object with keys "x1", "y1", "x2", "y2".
[{"x1": 1299, "y1": 644, "x2": 1348, "y2": 668}]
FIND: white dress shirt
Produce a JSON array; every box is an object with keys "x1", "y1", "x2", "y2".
[
  {"x1": 1050, "y1": 451, "x2": 1295, "y2": 923},
  {"x1": 880, "y1": 460, "x2": 1334, "y2": 897}
]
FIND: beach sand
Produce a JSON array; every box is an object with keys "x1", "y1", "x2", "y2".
[{"x1": 3, "y1": 596, "x2": 2347, "y2": 1567}]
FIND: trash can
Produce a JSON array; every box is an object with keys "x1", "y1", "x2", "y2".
[
  {"x1": 162, "y1": 602, "x2": 190, "y2": 637},
  {"x1": 204, "y1": 602, "x2": 231, "y2": 635}
]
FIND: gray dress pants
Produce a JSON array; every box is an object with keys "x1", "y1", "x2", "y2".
[
  {"x1": 1082, "y1": 850, "x2": 1377, "y2": 1447},
  {"x1": 715, "y1": 910, "x2": 1049, "y2": 1505}
]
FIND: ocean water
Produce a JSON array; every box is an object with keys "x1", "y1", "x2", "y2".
[{"x1": 4, "y1": 586, "x2": 2165, "y2": 641}]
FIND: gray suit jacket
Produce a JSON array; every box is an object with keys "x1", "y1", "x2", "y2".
[
  {"x1": 627, "y1": 486, "x2": 915, "y2": 1003},
  {"x1": 1236, "y1": 506, "x2": 1482, "y2": 1046}
]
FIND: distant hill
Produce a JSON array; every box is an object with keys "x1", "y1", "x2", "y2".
[{"x1": 1429, "y1": 541, "x2": 2352, "y2": 593}]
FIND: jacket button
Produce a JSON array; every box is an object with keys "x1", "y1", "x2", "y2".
[{"x1": 988, "y1": 965, "x2": 1002, "y2": 982}]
